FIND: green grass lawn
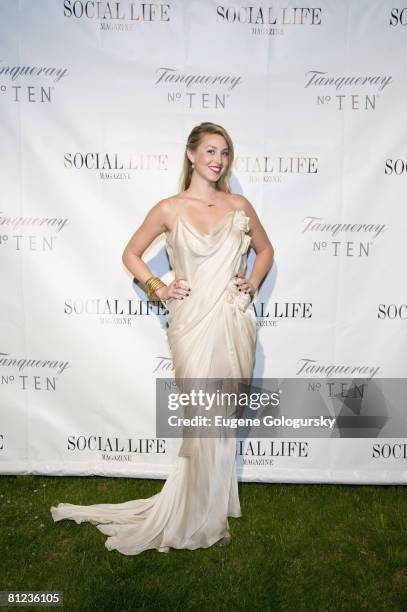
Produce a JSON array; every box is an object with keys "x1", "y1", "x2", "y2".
[{"x1": 0, "y1": 475, "x2": 406, "y2": 611}]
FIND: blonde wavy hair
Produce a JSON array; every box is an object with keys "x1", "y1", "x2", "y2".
[{"x1": 179, "y1": 122, "x2": 234, "y2": 193}]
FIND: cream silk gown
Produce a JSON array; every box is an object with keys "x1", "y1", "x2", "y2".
[{"x1": 50, "y1": 207, "x2": 257, "y2": 555}]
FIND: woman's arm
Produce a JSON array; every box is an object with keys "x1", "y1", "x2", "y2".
[
  {"x1": 236, "y1": 195, "x2": 275, "y2": 293},
  {"x1": 122, "y1": 199, "x2": 189, "y2": 302},
  {"x1": 122, "y1": 199, "x2": 169, "y2": 284}
]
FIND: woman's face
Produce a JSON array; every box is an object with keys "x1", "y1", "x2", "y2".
[{"x1": 188, "y1": 133, "x2": 230, "y2": 183}]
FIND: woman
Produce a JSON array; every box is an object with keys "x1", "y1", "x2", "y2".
[{"x1": 50, "y1": 122, "x2": 274, "y2": 555}]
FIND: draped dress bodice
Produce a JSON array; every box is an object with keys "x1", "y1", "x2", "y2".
[{"x1": 164, "y1": 208, "x2": 257, "y2": 381}]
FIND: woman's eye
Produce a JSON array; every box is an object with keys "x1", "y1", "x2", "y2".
[{"x1": 206, "y1": 149, "x2": 228, "y2": 155}]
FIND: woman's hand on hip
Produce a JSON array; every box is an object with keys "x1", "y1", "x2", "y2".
[
  {"x1": 156, "y1": 275, "x2": 191, "y2": 301},
  {"x1": 235, "y1": 272, "x2": 257, "y2": 295}
]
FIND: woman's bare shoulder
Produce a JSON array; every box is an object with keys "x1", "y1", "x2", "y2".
[
  {"x1": 149, "y1": 195, "x2": 182, "y2": 231},
  {"x1": 224, "y1": 192, "x2": 254, "y2": 213},
  {"x1": 158, "y1": 194, "x2": 184, "y2": 211},
  {"x1": 150, "y1": 195, "x2": 181, "y2": 216}
]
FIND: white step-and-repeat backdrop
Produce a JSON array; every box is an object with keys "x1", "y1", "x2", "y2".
[{"x1": 1, "y1": 1, "x2": 406, "y2": 483}]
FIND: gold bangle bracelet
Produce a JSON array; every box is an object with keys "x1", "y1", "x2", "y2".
[
  {"x1": 145, "y1": 277, "x2": 165, "y2": 291},
  {"x1": 145, "y1": 276, "x2": 161, "y2": 289},
  {"x1": 147, "y1": 284, "x2": 166, "y2": 299},
  {"x1": 147, "y1": 280, "x2": 165, "y2": 292},
  {"x1": 145, "y1": 276, "x2": 167, "y2": 302}
]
